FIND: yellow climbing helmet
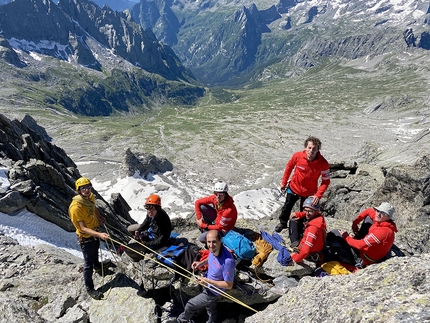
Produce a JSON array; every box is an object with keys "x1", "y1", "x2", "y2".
[{"x1": 75, "y1": 177, "x2": 92, "y2": 191}]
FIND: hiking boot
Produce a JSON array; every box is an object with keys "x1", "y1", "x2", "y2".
[
  {"x1": 94, "y1": 266, "x2": 114, "y2": 276},
  {"x1": 88, "y1": 289, "x2": 103, "y2": 300},
  {"x1": 101, "y1": 259, "x2": 116, "y2": 268},
  {"x1": 94, "y1": 260, "x2": 115, "y2": 275},
  {"x1": 274, "y1": 223, "x2": 286, "y2": 233}
]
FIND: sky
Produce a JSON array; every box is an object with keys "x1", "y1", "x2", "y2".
[{"x1": 0, "y1": 166, "x2": 282, "y2": 259}]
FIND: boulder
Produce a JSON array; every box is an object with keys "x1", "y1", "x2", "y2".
[
  {"x1": 120, "y1": 148, "x2": 173, "y2": 177},
  {"x1": 0, "y1": 191, "x2": 31, "y2": 213}
]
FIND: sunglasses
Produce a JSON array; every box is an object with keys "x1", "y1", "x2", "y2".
[
  {"x1": 144, "y1": 204, "x2": 155, "y2": 210},
  {"x1": 80, "y1": 185, "x2": 92, "y2": 191},
  {"x1": 376, "y1": 210, "x2": 388, "y2": 216}
]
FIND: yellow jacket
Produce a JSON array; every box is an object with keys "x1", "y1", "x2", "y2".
[{"x1": 69, "y1": 193, "x2": 100, "y2": 239}]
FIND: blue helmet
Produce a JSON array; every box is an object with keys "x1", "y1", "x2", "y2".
[{"x1": 303, "y1": 197, "x2": 320, "y2": 211}]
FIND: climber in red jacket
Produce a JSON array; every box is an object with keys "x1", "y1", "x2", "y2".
[
  {"x1": 289, "y1": 197, "x2": 327, "y2": 263},
  {"x1": 338, "y1": 202, "x2": 398, "y2": 266},
  {"x1": 275, "y1": 136, "x2": 330, "y2": 233},
  {"x1": 195, "y1": 180, "x2": 238, "y2": 243}
]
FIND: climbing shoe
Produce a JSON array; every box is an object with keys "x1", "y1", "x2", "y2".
[{"x1": 88, "y1": 289, "x2": 103, "y2": 300}]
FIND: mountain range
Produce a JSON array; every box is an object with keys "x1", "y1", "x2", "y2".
[
  {"x1": 127, "y1": 0, "x2": 429, "y2": 84},
  {"x1": 0, "y1": 0, "x2": 429, "y2": 116}
]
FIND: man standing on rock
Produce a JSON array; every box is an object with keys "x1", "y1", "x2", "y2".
[
  {"x1": 195, "y1": 180, "x2": 237, "y2": 243},
  {"x1": 176, "y1": 230, "x2": 235, "y2": 323},
  {"x1": 69, "y1": 177, "x2": 110, "y2": 300},
  {"x1": 275, "y1": 136, "x2": 330, "y2": 233}
]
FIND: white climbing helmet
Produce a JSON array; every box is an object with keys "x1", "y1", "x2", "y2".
[{"x1": 213, "y1": 180, "x2": 228, "y2": 193}]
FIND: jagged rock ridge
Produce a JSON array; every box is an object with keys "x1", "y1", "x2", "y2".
[
  {"x1": 0, "y1": 113, "x2": 133, "y2": 241},
  {"x1": 128, "y1": 0, "x2": 430, "y2": 85},
  {"x1": 0, "y1": 0, "x2": 205, "y2": 116}
]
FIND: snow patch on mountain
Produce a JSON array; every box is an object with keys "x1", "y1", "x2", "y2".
[{"x1": 7, "y1": 37, "x2": 71, "y2": 61}]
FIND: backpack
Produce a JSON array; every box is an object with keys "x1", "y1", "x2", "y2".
[
  {"x1": 321, "y1": 261, "x2": 351, "y2": 275},
  {"x1": 222, "y1": 230, "x2": 256, "y2": 260},
  {"x1": 156, "y1": 243, "x2": 188, "y2": 268}
]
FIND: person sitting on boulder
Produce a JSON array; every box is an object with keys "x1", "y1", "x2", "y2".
[
  {"x1": 337, "y1": 202, "x2": 398, "y2": 267},
  {"x1": 69, "y1": 177, "x2": 110, "y2": 300},
  {"x1": 125, "y1": 194, "x2": 172, "y2": 262},
  {"x1": 176, "y1": 230, "x2": 235, "y2": 323},
  {"x1": 289, "y1": 197, "x2": 327, "y2": 263},
  {"x1": 195, "y1": 180, "x2": 238, "y2": 243}
]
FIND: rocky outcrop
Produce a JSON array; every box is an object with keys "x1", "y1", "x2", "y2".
[
  {"x1": 418, "y1": 31, "x2": 430, "y2": 50},
  {"x1": 127, "y1": 0, "x2": 181, "y2": 47},
  {"x1": 276, "y1": 0, "x2": 297, "y2": 14},
  {"x1": 0, "y1": 113, "x2": 131, "y2": 240},
  {"x1": 244, "y1": 254, "x2": 430, "y2": 323},
  {"x1": 0, "y1": 36, "x2": 26, "y2": 68},
  {"x1": 120, "y1": 148, "x2": 174, "y2": 178},
  {"x1": 294, "y1": 32, "x2": 402, "y2": 69},
  {"x1": 323, "y1": 156, "x2": 430, "y2": 228},
  {"x1": 404, "y1": 28, "x2": 417, "y2": 47},
  {"x1": 20, "y1": 115, "x2": 52, "y2": 142},
  {"x1": 280, "y1": 16, "x2": 292, "y2": 30}
]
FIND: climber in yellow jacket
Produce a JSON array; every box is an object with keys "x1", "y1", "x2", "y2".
[{"x1": 69, "y1": 177, "x2": 109, "y2": 300}]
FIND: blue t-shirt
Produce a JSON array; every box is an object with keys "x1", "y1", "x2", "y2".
[{"x1": 206, "y1": 245, "x2": 235, "y2": 295}]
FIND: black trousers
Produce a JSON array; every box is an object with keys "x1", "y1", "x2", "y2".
[
  {"x1": 288, "y1": 217, "x2": 306, "y2": 244},
  {"x1": 278, "y1": 188, "x2": 307, "y2": 227},
  {"x1": 80, "y1": 238, "x2": 101, "y2": 291}
]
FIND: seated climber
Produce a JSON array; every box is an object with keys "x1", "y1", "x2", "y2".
[
  {"x1": 288, "y1": 197, "x2": 327, "y2": 263},
  {"x1": 176, "y1": 230, "x2": 235, "y2": 323},
  {"x1": 195, "y1": 180, "x2": 238, "y2": 243},
  {"x1": 124, "y1": 194, "x2": 172, "y2": 262},
  {"x1": 336, "y1": 202, "x2": 398, "y2": 267}
]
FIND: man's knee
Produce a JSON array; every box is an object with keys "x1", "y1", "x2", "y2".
[{"x1": 127, "y1": 223, "x2": 140, "y2": 234}]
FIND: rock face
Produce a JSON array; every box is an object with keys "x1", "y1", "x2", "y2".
[
  {"x1": 0, "y1": 113, "x2": 132, "y2": 241},
  {"x1": 121, "y1": 148, "x2": 174, "y2": 177},
  {"x1": 244, "y1": 254, "x2": 430, "y2": 323}
]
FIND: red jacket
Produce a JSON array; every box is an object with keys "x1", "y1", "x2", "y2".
[
  {"x1": 352, "y1": 208, "x2": 377, "y2": 232},
  {"x1": 345, "y1": 221, "x2": 398, "y2": 266},
  {"x1": 195, "y1": 194, "x2": 237, "y2": 232},
  {"x1": 281, "y1": 150, "x2": 330, "y2": 198},
  {"x1": 291, "y1": 212, "x2": 327, "y2": 263}
]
